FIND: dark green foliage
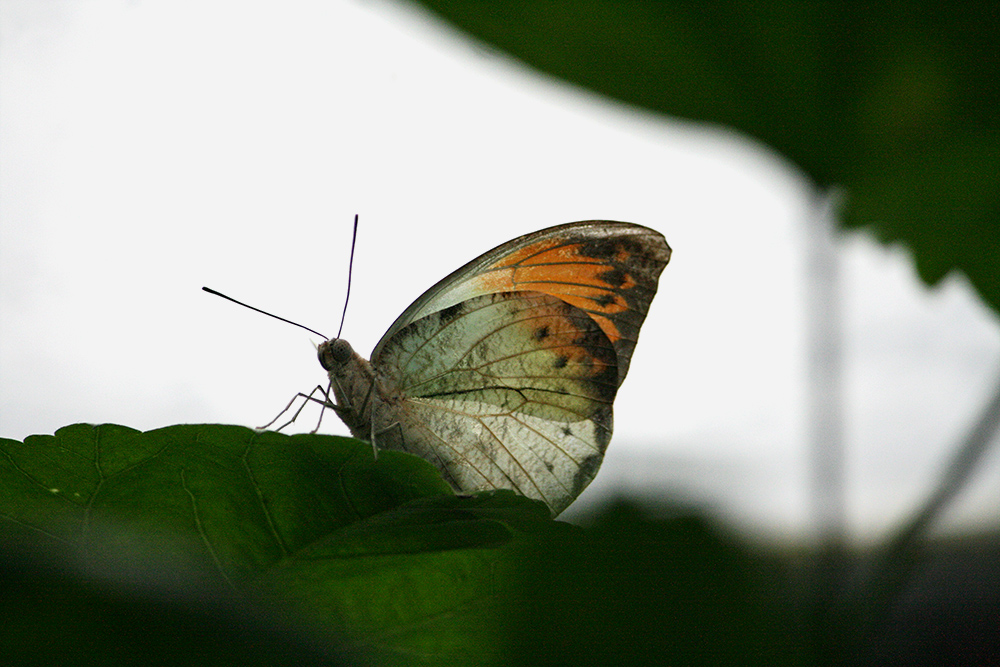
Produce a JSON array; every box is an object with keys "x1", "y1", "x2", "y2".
[{"x1": 505, "y1": 501, "x2": 807, "y2": 666}]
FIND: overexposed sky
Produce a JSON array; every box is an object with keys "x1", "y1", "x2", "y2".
[{"x1": 2, "y1": 0, "x2": 998, "y2": 541}]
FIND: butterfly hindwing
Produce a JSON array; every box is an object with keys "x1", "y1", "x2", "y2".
[{"x1": 371, "y1": 291, "x2": 618, "y2": 515}]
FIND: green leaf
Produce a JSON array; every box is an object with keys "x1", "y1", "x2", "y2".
[
  {"x1": 0, "y1": 424, "x2": 568, "y2": 665},
  {"x1": 0, "y1": 424, "x2": 454, "y2": 583},
  {"x1": 409, "y1": 1, "x2": 1000, "y2": 312}
]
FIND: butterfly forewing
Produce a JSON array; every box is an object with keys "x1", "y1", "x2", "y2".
[
  {"x1": 372, "y1": 221, "x2": 670, "y2": 387},
  {"x1": 381, "y1": 292, "x2": 618, "y2": 413}
]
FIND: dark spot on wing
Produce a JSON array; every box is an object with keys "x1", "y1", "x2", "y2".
[
  {"x1": 572, "y1": 453, "x2": 604, "y2": 496},
  {"x1": 534, "y1": 325, "x2": 550, "y2": 341},
  {"x1": 545, "y1": 461, "x2": 554, "y2": 473},
  {"x1": 572, "y1": 324, "x2": 619, "y2": 398},
  {"x1": 594, "y1": 292, "x2": 618, "y2": 307},
  {"x1": 437, "y1": 303, "x2": 464, "y2": 324},
  {"x1": 591, "y1": 405, "x2": 614, "y2": 449},
  {"x1": 553, "y1": 355, "x2": 569, "y2": 369},
  {"x1": 562, "y1": 426, "x2": 572, "y2": 437},
  {"x1": 598, "y1": 267, "x2": 627, "y2": 288}
]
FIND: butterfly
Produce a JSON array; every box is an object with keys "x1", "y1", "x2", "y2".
[{"x1": 312, "y1": 220, "x2": 670, "y2": 516}]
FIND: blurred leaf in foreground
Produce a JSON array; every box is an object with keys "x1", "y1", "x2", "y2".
[{"x1": 409, "y1": 1, "x2": 1000, "y2": 313}]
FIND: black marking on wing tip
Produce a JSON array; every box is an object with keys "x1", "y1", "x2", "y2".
[
  {"x1": 579, "y1": 237, "x2": 620, "y2": 260},
  {"x1": 534, "y1": 325, "x2": 551, "y2": 341},
  {"x1": 553, "y1": 354, "x2": 569, "y2": 369},
  {"x1": 561, "y1": 426, "x2": 572, "y2": 437}
]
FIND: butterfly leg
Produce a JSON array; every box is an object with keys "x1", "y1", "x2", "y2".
[
  {"x1": 259, "y1": 384, "x2": 335, "y2": 432},
  {"x1": 308, "y1": 380, "x2": 337, "y2": 433},
  {"x1": 354, "y1": 381, "x2": 379, "y2": 459},
  {"x1": 325, "y1": 374, "x2": 359, "y2": 424},
  {"x1": 371, "y1": 420, "x2": 406, "y2": 457}
]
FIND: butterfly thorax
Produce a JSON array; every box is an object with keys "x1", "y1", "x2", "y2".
[{"x1": 317, "y1": 338, "x2": 384, "y2": 440}]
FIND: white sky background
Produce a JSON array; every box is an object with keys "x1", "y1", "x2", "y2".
[{"x1": 2, "y1": 0, "x2": 999, "y2": 542}]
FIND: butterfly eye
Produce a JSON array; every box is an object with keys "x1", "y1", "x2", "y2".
[{"x1": 318, "y1": 339, "x2": 353, "y2": 370}]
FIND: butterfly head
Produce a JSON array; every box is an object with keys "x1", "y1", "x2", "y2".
[
  {"x1": 318, "y1": 338, "x2": 354, "y2": 371},
  {"x1": 316, "y1": 336, "x2": 376, "y2": 440}
]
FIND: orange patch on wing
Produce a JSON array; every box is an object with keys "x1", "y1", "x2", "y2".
[
  {"x1": 477, "y1": 260, "x2": 637, "y2": 294},
  {"x1": 523, "y1": 301, "x2": 624, "y2": 345},
  {"x1": 512, "y1": 263, "x2": 635, "y2": 290},
  {"x1": 473, "y1": 268, "x2": 518, "y2": 292},
  {"x1": 474, "y1": 247, "x2": 638, "y2": 347},
  {"x1": 547, "y1": 289, "x2": 625, "y2": 314},
  {"x1": 488, "y1": 238, "x2": 563, "y2": 269},
  {"x1": 587, "y1": 313, "x2": 622, "y2": 344},
  {"x1": 514, "y1": 244, "x2": 600, "y2": 266},
  {"x1": 469, "y1": 235, "x2": 658, "y2": 353}
]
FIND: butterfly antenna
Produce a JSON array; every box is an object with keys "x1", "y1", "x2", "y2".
[
  {"x1": 336, "y1": 213, "x2": 360, "y2": 340},
  {"x1": 202, "y1": 287, "x2": 328, "y2": 339}
]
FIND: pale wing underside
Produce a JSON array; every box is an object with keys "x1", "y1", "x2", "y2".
[
  {"x1": 387, "y1": 399, "x2": 610, "y2": 516},
  {"x1": 373, "y1": 291, "x2": 617, "y2": 515}
]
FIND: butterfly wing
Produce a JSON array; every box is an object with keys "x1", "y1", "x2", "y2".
[
  {"x1": 371, "y1": 290, "x2": 618, "y2": 515},
  {"x1": 360, "y1": 221, "x2": 669, "y2": 514},
  {"x1": 371, "y1": 221, "x2": 671, "y2": 387}
]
